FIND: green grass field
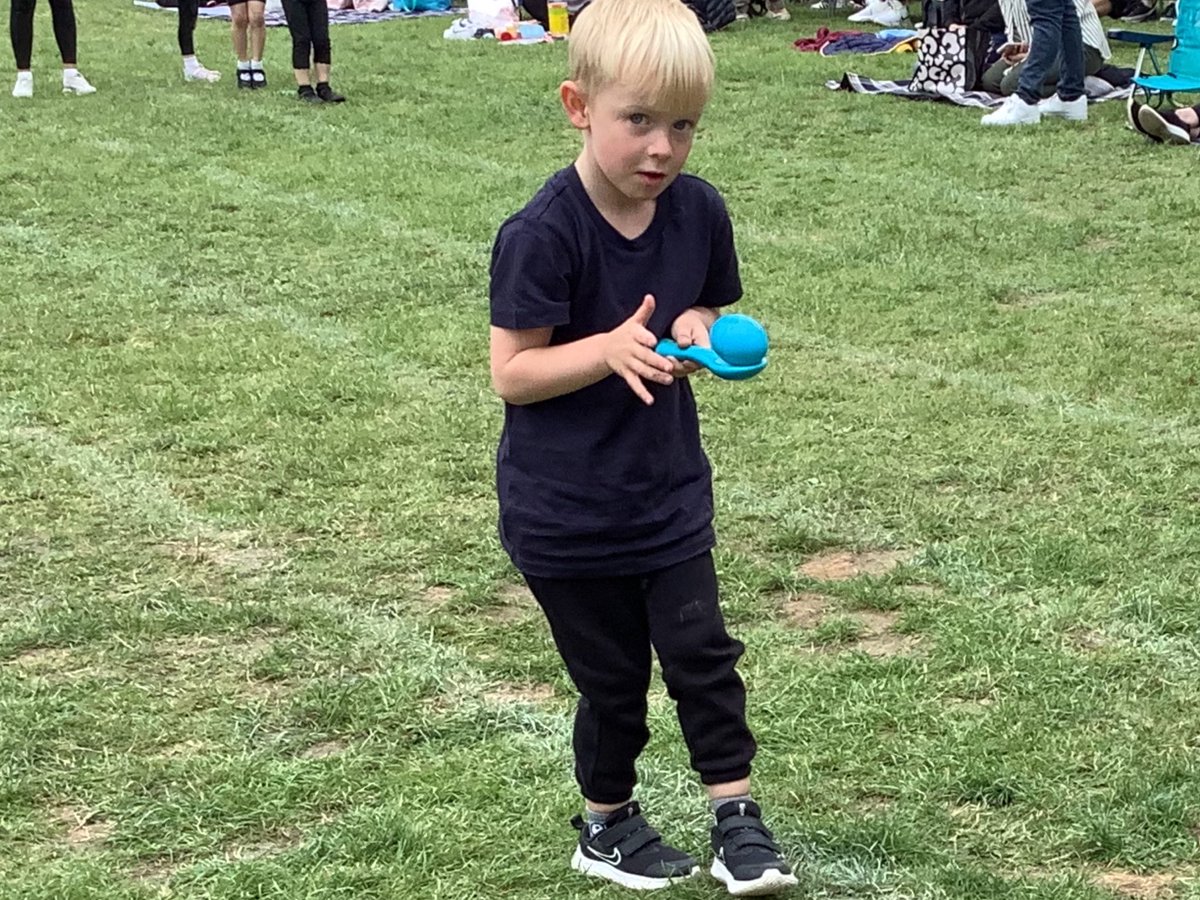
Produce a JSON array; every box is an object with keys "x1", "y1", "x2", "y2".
[{"x1": 2, "y1": 2, "x2": 1199, "y2": 898}]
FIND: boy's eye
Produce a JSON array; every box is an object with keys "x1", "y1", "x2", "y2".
[
  {"x1": 673, "y1": 120, "x2": 695, "y2": 132},
  {"x1": 628, "y1": 113, "x2": 648, "y2": 125}
]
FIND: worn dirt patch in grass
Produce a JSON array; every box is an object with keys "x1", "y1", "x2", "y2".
[
  {"x1": 780, "y1": 594, "x2": 919, "y2": 658},
  {"x1": 483, "y1": 583, "x2": 538, "y2": 625},
  {"x1": 780, "y1": 592, "x2": 833, "y2": 629},
  {"x1": 420, "y1": 585, "x2": 455, "y2": 611},
  {"x1": 1092, "y1": 871, "x2": 1180, "y2": 899},
  {"x1": 797, "y1": 548, "x2": 916, "y2": 582},
  {"x1": 300, "y1": 739, "x2": 347, "y2": 760},
  {"x1": 157, "y1": 530, "x2": 285, "y2": 574},
  {"x1": 54, "y1": 806, "x2": 114, "y2": 847},
  {"x1": 482, "y1": 682, "x2": 556, "y2": 705},
  {"x1": 6, "y1": 646, "x2": 75, "y2": 673},
  {"x1": 224, "y1": 826, "x2": 305, "y2": 862}
]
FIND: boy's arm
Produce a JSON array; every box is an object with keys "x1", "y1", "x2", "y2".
[{"x1": 491, "y1": 295, "x2": 675, "y2": 407}]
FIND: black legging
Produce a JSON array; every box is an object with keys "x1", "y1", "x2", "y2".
[
  {"x1": 10, "y1": 0, "x2": 77, "y2": 69},
  {"x1": 281, "y1": 0, "x2": 330, "y2": 69},
  {"x1": 178, "y1": 0, "x2": 198, "y2": 56}
]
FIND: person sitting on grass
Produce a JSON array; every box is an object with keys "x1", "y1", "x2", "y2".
[
  {"x1": 281, "y1": 0, "x2": 345, "y2": 103},
  {"x1": 1129, "y1": 99, "x2": 1200, "y2": 143},
  {"x1": 488, "y1": 0, "x2": 797, "y2": 894},
  {"x1": 735, "y1": 0, "x2": 792, "y2": 21},
  {"x1": 980, "y1": 0, "x2": 1110, "y2": 121}
]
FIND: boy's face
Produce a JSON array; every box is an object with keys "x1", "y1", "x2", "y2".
[{"x1": 564, "y1": 80, "x2": 705, "y2": 207}]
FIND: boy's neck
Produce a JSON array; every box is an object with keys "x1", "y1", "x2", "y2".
[{"x1": 573, "y1": 157, "x2": 658, "y2": 241}]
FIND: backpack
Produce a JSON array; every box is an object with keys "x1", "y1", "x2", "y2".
[{"x1": 910, "y1": 22, "x2": 990, "y2": 92}]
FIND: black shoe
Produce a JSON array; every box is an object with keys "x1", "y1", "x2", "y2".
[
  {"x1": 237, "y1": 68, "x2": 253, "y2": 89},
  {"x1": 316, "y1": 82, "x2": 345, "y2": 103},
  {"x1": 250, "y1": 68, "x2": 267, "y2": 89},
  {"x1": 710, "y1": 800, "x2": 798, "y2": 896},
  {"x1": 570, "y1": 802, "x2": 699, "y2": 890},
  {"x1": 298, "y1": 85, "x2": 321, "y2": 103}
]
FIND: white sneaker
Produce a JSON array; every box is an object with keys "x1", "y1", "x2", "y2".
[
  {"x1": 1038, "y1": 93, "x2": 1087, "y2": 121},
  {"x1": 184, "y1": 63, "x2": 221, "y2": 82},
  {"x1": 847, "y1": 0, "x2": 888, "y2": 19},
  {"x1": 981, "y1": 94, "x2": 1041, "y2": 126},
  {"x1": 12, "y1": 71, "x2": 32, "y2": 98},
  {"x1": 62, "y1": 70, "x2": 96, "y2": 95},
  {"x1": 871, "y1": 0, "x2": 907, "y2": 23}
]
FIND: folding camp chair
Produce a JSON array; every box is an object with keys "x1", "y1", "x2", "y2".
[{"x1": 1109, "y1": 0, "x2": 1200, "y2": 106}]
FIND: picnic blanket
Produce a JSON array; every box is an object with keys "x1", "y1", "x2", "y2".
[
  {"x1": 133, "y1": 0, "x2": 453, "y2": 24},
  {"x1": 826, "y1": 71, "x2": 1132, "y2": 108}
]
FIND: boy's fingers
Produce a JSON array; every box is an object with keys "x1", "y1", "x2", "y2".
[
  {"x1": 631, "y1": 295, "x2": 656, "y2": 326},
  {"x1": 623, "y1": 372, "x2": 655, "y2": 405}
]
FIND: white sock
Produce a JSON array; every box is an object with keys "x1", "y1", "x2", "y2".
[
  {"x1": 183, "y1": 54, "x2": 199, "y2": 71},
  {"x1": 237, "y1": 59, "x2": 251, "y2": 70},
  {"x1": 16, "y1": 71, "x2": 32, "y2": 82},
  {"x1": 250, "y1": 59, "x2": 263, "y2": 70},
  {"x1": 63, "y1": 67, "x2": 79, "y2": 79}
]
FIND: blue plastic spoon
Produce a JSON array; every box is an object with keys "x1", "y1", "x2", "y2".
[{"x1": 654, "y1": 314, "x2": 769, "y2": 381}]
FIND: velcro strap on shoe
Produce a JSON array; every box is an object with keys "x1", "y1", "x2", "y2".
[
  {"x1": 597, "y1": 814, "x2": 662, "y2": 856},
  {"x1": 716, "y1": 817, "x2": 781, "y2": 853}
]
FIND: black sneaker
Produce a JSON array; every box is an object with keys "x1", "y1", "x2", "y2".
[
  {"x1": 710, "y1": 800, "x2": 798, "y2": 896},
  {"x1": 298, "y1": 85, "x2": 321, "y2": 103},
  {"x1": 570, "y1": 802, "x2": 699, "y2": 890},
  {"x1": 250, "y1": 68, "x2": 267, "y2": 90},
  {"x1": 316, "y1": 82, "x2": 345, "y2": 103},
  {"x1": 237, "y1": 68, "x2": 253, "y2": 90}
]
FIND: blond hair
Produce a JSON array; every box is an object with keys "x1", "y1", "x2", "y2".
[{"x1": 568, "y1": 0, "x2": 715, "y2": 110}]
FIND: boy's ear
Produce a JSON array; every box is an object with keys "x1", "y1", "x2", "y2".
[{"x1": 560, "y1": 80, "x2": 590, "y2": 129}]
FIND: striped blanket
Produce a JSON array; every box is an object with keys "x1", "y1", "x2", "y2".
[{"x1": 826, "y1": 71, "x2": 1132, "y2": 109}]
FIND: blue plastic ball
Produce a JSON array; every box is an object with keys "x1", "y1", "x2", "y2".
[{"x1": 710, "y1": 314, "x2": 768, "y2": 366}]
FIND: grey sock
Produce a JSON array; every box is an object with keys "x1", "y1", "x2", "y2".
[
  {"x1": 583, "y1": 807, "x2": 610, "y2": 837},
  {"x1": 711, "y1": 793, "x2": 754, "y2": 816}
]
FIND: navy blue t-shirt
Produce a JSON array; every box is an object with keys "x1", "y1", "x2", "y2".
[{"x1": 490, "y1": 165, "x2": 742, "y2": 578}]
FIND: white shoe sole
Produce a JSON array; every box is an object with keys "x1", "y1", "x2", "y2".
[
  {"x1": 572, "y1": 847, "x2": 700, "y2": 891},
  {"x1": 62, "y1": 85, "x2": 96, "y2": 95},
  {"x1": 12, "y1": 87, "x2": 32, "y2": 98},
  {"x1": 711, "y1": 858, "x2": 800, "y2": 896},
  {"x1": 1137, "y1": 104, "x2": 1192, "y2": 144}
]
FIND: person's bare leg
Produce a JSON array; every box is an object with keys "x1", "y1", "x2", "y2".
[
  {"x1": 230, "y1": 4, "x2": 249, "y2": 60},
  {"x1": 248, "y1": 0, "x2": 266, "y2": 63}
]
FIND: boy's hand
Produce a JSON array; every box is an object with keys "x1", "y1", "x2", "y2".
[
  {"x1": 604, "y1": 294, "x2": 674, "y2": 405},
  {"x1": 665, "y1": 309, "x2": 712, "y2": 377}
]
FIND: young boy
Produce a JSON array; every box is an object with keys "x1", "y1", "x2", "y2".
[{"x1": 488, "y1": 0, "x2": 797, "y2": 894}]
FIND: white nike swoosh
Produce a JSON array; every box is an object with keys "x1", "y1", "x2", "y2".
[{"x1": 587, "y1": 845, "x2": 622, "y2": 865}]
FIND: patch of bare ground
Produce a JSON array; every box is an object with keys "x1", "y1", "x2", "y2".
[
  {"x1": 153, "y1": 739, "x2": 217, "y2": 758},
  {"x1": 780, "y1": 594, "x2": 919, "y2": 657},
  {"x1": 484, "y1": 583, "x2": 538, "y2": 624},
  {"x1": 129, "y1": 857, "x2": 182, "y2": 883},
  {"x1": 854, "y1": 794, "x2": 896, "y2": 812},
  {"x1": 300, "y1": 739, "x2": 347, "y2": 759},
  {"x1": 6, "y1": 646, "x2": 75, "y2": 672},
  {"x1": 1092, "y1": 871, "x2": 1180, "y2": 899},
  {"x1": 224, "y1": 826, "x2": 304, "y2": 862},
  {"x1": 780, "y1": 592, "x2": 832, "y2": 628},
  {"x1": 54, "y1": 806, "x2": 114, "y2": 847},
  {"x1": 482, "y1": 682, "x2": 556, "y2": 705},
  {"x1": 797, "y1": 548, "x2": 917, "y2": 582},
  {"x1": 1068, "y1": 629, "x2": 1115, "y2": 653},
  {"x1": 157, "y1": 531, "x2": 285, "y2": 574},
  {"x1": 419, "y1": 585, "x2": 455, "y2": 611}
]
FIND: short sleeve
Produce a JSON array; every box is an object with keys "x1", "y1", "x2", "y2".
[
  {"x1": 697, "y1": 191, "x2": 742, "y2": 310},
  {"x1": 490, "y1": 218, "x2": 573, "y2": 330}
]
